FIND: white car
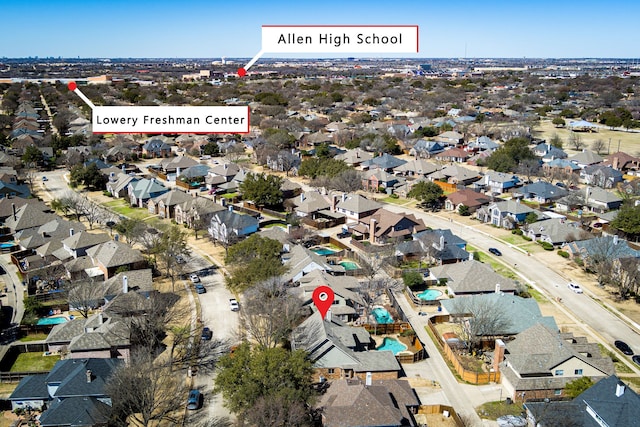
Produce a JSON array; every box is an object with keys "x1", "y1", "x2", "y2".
[
  {"x1": 568, "y1": 282, "x2": 583, "y2": 293},
  {"x1": 229, "y1": 298, "x2": 239, "y2": 311},
  {"x1": 189, "y1": 273, "x2": 200, "y2": 283}
]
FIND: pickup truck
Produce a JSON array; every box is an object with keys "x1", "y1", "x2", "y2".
[{"x1": 229, "y1": 298, "x2": 239, "y2": 311}]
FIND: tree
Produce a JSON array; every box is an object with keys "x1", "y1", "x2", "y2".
[
  {"x1": 157, "y1": 225, "x2": 190, "y2": 291},
  {"x1": 564, "y1": 376, "x2": 594, "y2": 398},
  {"x1": 525, "y1": 212, "x2": 539, "y2": 224},
  {"x1": 298, "y1": 158, "x2": 350, "y2": 179},
  {"x1": 201, "y1": 141, "x2": 220, "y2": 156},
  {"x1": 486, "y1": 137, "x2": 536, "y2": 173},
  {"x1": 66, "y1": 279, "x2": 102, "y2": 318},
  {"x1": 214, "y1": 342, "x2": 315, "y2": 421},
  {"x1": 549, "y1": 133, "x2": 563, "y2": 149},
  {"x1": 106, "y1": 352, "x2": 186, "y2": 427},
  {"x1": 458, "y1": 204, "x2": 471, "y2": 216},
  {"x1": 114, "y1": 217, "x2": 148, "y2": 248},
  {"x1": 402, "y1": 271, "x2": 424, "y2": 289},
  {"x1": 22, "y1": 145, "x2": 45, "y2": 166},
  {"x1": 448, "y1": 297, "x2": 512, "y2": 350},
  {"x1": 552, "y1": 117, "x2": 566, "y2": 128},
  {"x1": 613, "y1": 257, "x2": 640, "y2": 300},
  {"x1": 568, "y1": 132, "x2": 584, "y2": 151},
  {"x1": 239, "y1": 278, "x2": 306, "y2": 348},
  {"x1": 225, "y1": 235, "x2": 287, "y2": 292},
  {"x1": 517, "y1": 158, "x2": 541, "y2": 183},
  {"x1": 408, "y1": 181, "x2": 444, "y2": 210},
  {"x1": 591, "y1": 139, "x2": 606, "y2": 155},
  {"x1": 239, "y1": 172, "x2": 283, "y2": 208},
  {"x1": 610, "y1": 204, "x2": 640, "y2": 238}
]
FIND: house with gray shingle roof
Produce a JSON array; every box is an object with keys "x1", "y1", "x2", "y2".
[
  {"x1": 127, "y1": 178, "x2": 169, "y2": 207},
  {"x1": 525, "y1": 218, "x2": 582, "y2": 246},
  {"x1": 39, "y1": 396, "x2": 111, "y2": 427},
  {"x1": 517, "y1": 180, "x2": 568, "y2": 203},
  {"x1": 281, "y1": 244, "x2": 345, "y2": 283},
  {"x1": 428, "y1": 259, "x2": 517, "y2": 296},
  {"x1": 207, "y1": 207, "x2": 259, "y2": 244},
  {"x1": 409, "y1": 139, "x2": 445, "y2": 158},
  {"x1": 562, "y1": 235, "x2": 640, "y2": 265},
  {"x1": 525, "y1": 375, "x2": 640, "y2": 427},
  {"x1": 432, "y1": 164, "x2": 482, "y2": 185},
  {"x1": 317, "y1": 378, "x2": 420, "y2": 427},
  {"x1": 147, "y1": 188, "x2": 192, "y2": 219},
  {"x1": 569, "y1": 149, "x2": 603, "y2": 169},
  {"x1": 9, "y1": 358, "x2": 121, "y2": 414},
  {"x1": 335, "y1": 148, "x2": 373, "y2": 166},
  {"x1": 394, "y1": 158, "x2": 440, "y2": 177},
  {"x1": 174, "y1": 196, "x2": 224, "y2": 228},
  {"x1": 61, "y1": 230, "x2": 111, "y2": 259},
  {"x1": 335, "y1": 193, "x2": 382, "y2": 224},
  {"x1": 581, "y1": 164, "x2": 623, "y2": 189},
  {"x1": 361, "y1": 153, "x2": 407, "y2": 172},
  {"x1": 477, "y1": 199, "x2": 534, "y2": 228},
  {"x1": 4, "y1": 203, "x2": 58, "y2": 233},
  {"x1": 292, "y1": 312, "x2": 402, "y2": 383},
  {"x1": 499, "y1": 323, "x2": 614, "y2": 402},
  {"x1": 142, "y1": 137, "x2": 172, "y2": 158},
  {"x1": 86, "y1": 240, "x2": 146, "y2": 279},
  {"x1": 293, "y1": 191, "x2": 331, "y2": 218}
]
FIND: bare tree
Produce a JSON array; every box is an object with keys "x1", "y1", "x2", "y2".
[
  {"x1": 244, "y1": 395, "x2": 314, "y2": 427},
  {"x1": 239, "y1": 277, "x2": 306, "y2": 348},
  {"x1": 106, "y1": 351, "x2": 186, "y2": 427},
  {"x1": 157, "y1": 225, "x2": 191, "y2": 291},
  {"x1": 517, "y1": 158, "x2": 541, "y2": 183},
  {"x1": 80, "y1": 197, "x2": 106, "y2": 230},
  {"x1": 568, "y1": 131, "x2": 585, "y2": 151},
  {"x1": 358, "y1": 250, "x2": 395, "y2": 324},
  {"x1": 66, "y1": 279, "x2": 103, "y2": 318},
  {"x1": 591, "y1": 138, "x2": 606, "y2": 155},
  {"x1": 448, "y1": 297, "x2": 513, "y2": 350},
  {"x1": 613, "y1": 257, "x2": 640, "y2": 300}
]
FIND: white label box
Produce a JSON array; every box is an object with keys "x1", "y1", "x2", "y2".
[
  {"x1": 92, "y1": 106, "x2": 250, "y2": 134},
  {"x1": 262, "y1": 25, "x2": 418, "y2": 54}
]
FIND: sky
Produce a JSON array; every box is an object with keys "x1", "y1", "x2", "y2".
[{"x1": 2, "y1": 0, "x2": 639, "y2": 59}]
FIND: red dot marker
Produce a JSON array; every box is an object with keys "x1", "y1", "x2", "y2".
[
  {"x1": 312, "y1": 286, "x2": 334, "y2": 320},
  {"x1": 237, "y1": 67, "x2": 247, "y2": 77},
  {"x1": 67, "y1": 81, "x2": 77, "y2": 91}
]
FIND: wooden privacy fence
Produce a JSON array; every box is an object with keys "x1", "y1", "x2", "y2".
[
  {"x1": 0, "y1": 371, "x2": 48, "y2": 383},
  {"x1": 427, "y1": 318, "x2": 500, "y2": 385},
  {"x1": 417, "y1": 404, "x2": 464, "y2": 427}
]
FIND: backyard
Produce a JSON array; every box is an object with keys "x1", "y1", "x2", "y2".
[{"x1": 10, "y1": 352, "x2": 60, "y2": 372}]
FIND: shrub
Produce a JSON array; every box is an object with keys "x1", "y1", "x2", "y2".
[
  {"x1": 575, "y1": 257, "x2": 584, "y2": 267},
  {"x1": 540, "y1": 242, "x2": 554, "y2": 251},
  {"x1": 512, "y1": 229, "x2": 523, "y2": 235},
  {"x1": 557, "y1": 250, "x2": 570, "y2": 258},
  {"x1": 522, "y1": 235, "x2": 532, "y2": 241},
  {"x1": 402, "y1": 271, "x2": 424, "y2": 289},
  {"x1": 400, "y1": 328, "x2": 416, "y2": 337},
  {"x1": 390, "y1": 193, "x2": 399, "y2": 199}
]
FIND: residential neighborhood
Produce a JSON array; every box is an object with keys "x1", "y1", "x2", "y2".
[{"x1": 0, "y1": 51, "x2": 639, "y2": 427}]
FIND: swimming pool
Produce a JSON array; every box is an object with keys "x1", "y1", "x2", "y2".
[
  {"x1": 311, "y1": 247, "x2": 338, "y2": 256},
  {"x1": 339, "y1": 261, "x2": 359, "y2": 270},
  {"x1": 0, "y1": 242, "x2": 15, "y2": 249},
  {"x1": 36, "y1": 317, "x2": 68, "y2": 326},
  {"x1": 372, "y1": 307, "x2": 393, "y2": 324},
  {"x1": 416, "y1": 289, "x2": 444, "y2": 301},
  {"x1": 376, "y1": 337, "x2": 408, "y2": 355}
]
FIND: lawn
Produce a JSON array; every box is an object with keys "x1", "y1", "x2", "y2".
[
  {"x1": 104, "y1": 199, "x2": 150, "y2": 220},
  {"x1": 467, "y1": 245, "x2": 518, "y2": 280},
  {"x1": 19, "y1": 333, "x2": 49, "y2": 342},
  {"x1": 477, "y1": 401, "x2": 525, "y2": 420},
  {"x1": 10, "y1": 352, "x2": 60, "y2": 372}
]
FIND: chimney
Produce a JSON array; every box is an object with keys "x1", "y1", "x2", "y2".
[
  {"x1": 495, "y1": 283, "x2": 501, "y2": 294},
  {"x1": 228, "y1": 205, "x2": 233, "y2": 212},
  {"x1": 122, "y1": 164, "x2": 126, "y2": 172},
  {"x1": 286, "y1": 224, "x2": 292, "y2": 235},
  {"x1": 468, "y1": 251, "x2": 474, "y2": 261},
  {"x1": 98, "y1": 313, "x2": 104, "y2": 324},
  {"x1": 300, "y1": 193, "x2": 305, "y2": 203},
  {"x1": 326, "y1": 308, "x2": 332, "y2": 322},
  {"x1": 356, "y1": 150, "x2": 360, "y2": 159},
  {"x1": 613, "y1": 156, "x2": 619, "y2": 170},
  {"x1": 613, "y1": 235, "x2": 619, "y2": 245},
  {"x1": 86, "y1": 369, "x2": 93, "y2": 383},
  {"x1": 70, "y1": 228, "x2": 74, "y2": 237},
  {"x1": 439, "y1": 235, "x2": 445, "y2": 251},
  {"x1": 342, "y1": 193, "x2": 347, "y2": 202},
  {"x1": 365, "y1": 371, "x2": 372, "y2": 387},
  {"x1": 11, "y1": 203, "x2": 16, "y2": 221},
  {"x1": 114, "y1": 233, "x2": 119, "y2": 242},
  {"x1": 616, "y1": 381, "x2": 626, "y2": 397},
  {"x1": 369, "y1": 218, "x2": 377, "y2": 244},
  {"x1": 493, "y1": 339, "x2": 506, "y2": 372},
  {"x1": 331, "y1": 195, "x2": 338, "y2": 212},
  {"x1": 176, "y1": 167, "x2": 181, "y2": 177},
  {"x1": 123, "y1": 275, "x2": 128, "y2": 294},
  {"x1": 585, "y1": 186, "x2": 591, "y2": 204},
  {"x1": 224, "y1": 163, "x2": 228, "y2": 170}
]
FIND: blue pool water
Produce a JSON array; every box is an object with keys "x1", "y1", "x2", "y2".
[
  {"x1": 416, "y1": 289, "x2": 444, "y2": 301},
  {"x1": 339, "y1": 261, "x2": 359, "y2": 270},
  {"x1": 372, "y1": 307, "x2": 393, "y2": 324},
  {"x1": 0, "y1": 243, "x2": 15, "y2": 248},
  {"x1": 36, "y1": 317, "x2": 68, "y2": 326},
  {"x1": 312, "y1": 247, "x2": 338, "y2": 256},
  {"x1": 376, "y1": 337, "x2": 408, "y2": 354}
]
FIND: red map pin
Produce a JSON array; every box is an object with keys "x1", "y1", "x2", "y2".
[{"x1": 312, "y1": 286, "x2": 334, "y2": 320}]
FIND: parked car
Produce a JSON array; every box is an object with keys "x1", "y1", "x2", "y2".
[
  {"x1": 176, "y1": 255, "x2": 186, "y2": 264},
  {"x1": 229, "y1": 298, "x2": 240, "y2": 311},
  {"x1": 567, "y1": 282, "x2": 583, "y2": 293},
  {"x1": 190, "y1": 273, "x2": 200, "y2": 283},
  {"x1": 337, "y1": 231, "x2": 352, "y2": 239},
  {"x1": 201, "y1": 327, "x2": 213, "y2": 340},
  {"x1": 195, "y1": 283, "x2": 206, "y2": 294},
  {"x1": 42, "y1": 176, "x2": 48, "y2": 181},
  {"x1": 186, "y1": 389, "x2": 202, "y2": 410},
  {"x1": 615, "y1": 340, "x2": 634, "y2": 356},
  {"x1": 488, "y1": 247, "x2": 502, "y2": 256},
  {"x1": 633, "y1": 355, "x2": 640, "y2": 366}
]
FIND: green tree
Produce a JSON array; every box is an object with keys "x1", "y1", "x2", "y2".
[
  {"x1": 214, "y1": 343, "x2": 315, "y2": 421},
  {"x1": 298, "y1": 158, "x2": 350, "y2": 179},
  {"x1": 525, "y1": 212, "x2": 539, "y2": 224},
  {"x1": 458, "y1": 205, "x2": 471, "y2": 216},
  {"x1": 263, "y1": 128, "x2": 296, "y2": 149},
  {"x1": 486, "y1": 137, "x2": 535, "y2": 173},
  {"x1": 225, "y1": 235, "x2": 287, "y2": 292},
  {"x1": 402, "y1": 271, "x2": 424, "y2": 289},
  {"x1": 201, "y1": 141, "x2": 220, "y2": 156},
  {"x1": 408, "y1": 181, "x2": 444, "y2": 210},
  {"x1": 552, "y1": 117, "x2": 566, "y2": 128},
  {"x1": 239, "y1": 172, "x2": 283, "y2": 208},
  {"x1": 611, "y1": 204, "x2": 640, "y2": 237},
  {"x1": 22, "y1": 146, "x2": 45, "y2": 166},
  {"x1": 549, "y1": 133, "x2": 563, "y2": 149},
  {"x1": 564, "y1": 377, "x2": 593, "y2": 398}
]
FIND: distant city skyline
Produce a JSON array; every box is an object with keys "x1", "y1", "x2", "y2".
[{"x1": 4, "y1": 0, "x2": 639, "y2": 59}]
